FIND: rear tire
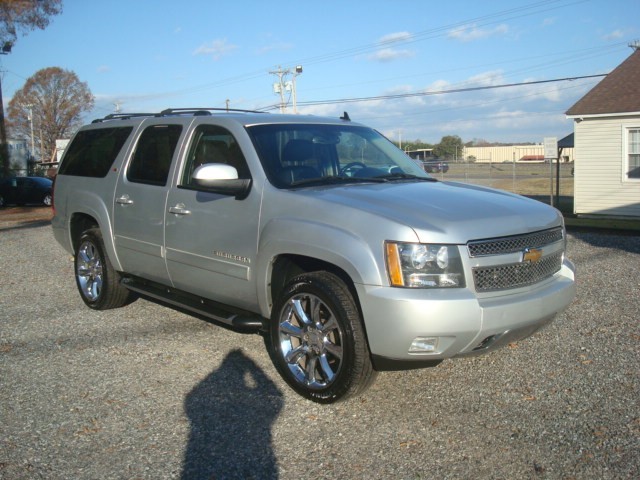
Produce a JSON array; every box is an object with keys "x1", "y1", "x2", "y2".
[
  {"x1": 266, "y1": 271, "x2": 377, "y2": 403},
  {"x1": 74, "y1": 228, "x2": 133, "y2": 309}
]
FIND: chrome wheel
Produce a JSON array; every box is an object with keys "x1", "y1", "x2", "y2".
[
  {"x1": 267, "y1": 271, "x2": 376, "y2": 403},
  {"x1": 76, "y1": 239, "x2": 104, "y2": 302},
  {"x1": 277, "y1": 292, "x2": 344, "y2": 390}
]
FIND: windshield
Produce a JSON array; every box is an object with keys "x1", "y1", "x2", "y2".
[{"x1": 246, "y1": 123, "x2": 431, "y2": 188}]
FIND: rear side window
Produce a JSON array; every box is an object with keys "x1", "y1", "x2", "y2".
[
  {"x1": 127, "y1": 124, "x2": 183, "y2": 186},
  {"x1": 58, "y1": 127, "x2": 133, "y2": 177}
]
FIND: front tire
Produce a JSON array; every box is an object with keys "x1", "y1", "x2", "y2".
[
  {"x1": 74, "y1": 228, "x2": 133, "y2": 310},
  {"x1": 266, "y1": 271, "x2": 376, "y2": 403}
]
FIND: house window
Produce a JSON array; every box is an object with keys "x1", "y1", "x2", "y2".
[{"x1": 628, "y1": 128, "x2": 640, "y2": 180}]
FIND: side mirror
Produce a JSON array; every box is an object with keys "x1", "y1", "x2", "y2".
[{"x1": 192, "y1": 164, "x2": 252, "y2": 200}]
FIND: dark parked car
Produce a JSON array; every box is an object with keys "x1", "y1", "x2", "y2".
[
  {"x1": 0, "y1": 176, "x2": 53, "y2": 207},
  {"x1": 421, "y1": 159, "x2": 449, "y2": 174}
]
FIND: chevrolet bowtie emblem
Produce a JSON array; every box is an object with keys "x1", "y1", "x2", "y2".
[{"x1": 522, "y1": 247, "x2": 543, "y2": 263}]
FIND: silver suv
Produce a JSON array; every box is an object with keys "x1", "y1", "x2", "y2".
[{"x1": 52, "y1": 109, "x2": 576, "y2": 403}]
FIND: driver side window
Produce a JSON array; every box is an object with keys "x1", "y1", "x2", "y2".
[{"x1": 181, "y1": 125, "x2": 250, "y2": 188}]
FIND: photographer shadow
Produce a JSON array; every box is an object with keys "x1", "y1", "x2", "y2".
[{"x1": 181, "y1": 349, "x2": 283, "y2": 479}]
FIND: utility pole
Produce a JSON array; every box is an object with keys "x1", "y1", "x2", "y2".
[
  {"x1": 269, "y1": 65, "x2": 303, "y2": 113},
  {"x1": 270, "y1": 66, "x2": 287, "y2": 113},
  {"x1": 26, "y1": 104, "x2": 35, "y2": 167},
  {"x1": 0, "y1": 42, "x2": 12, "y2": 178}
]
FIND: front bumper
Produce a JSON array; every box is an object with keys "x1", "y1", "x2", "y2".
[{"x1": 356, "y1": 259, "x2": 576, "y2": 371}]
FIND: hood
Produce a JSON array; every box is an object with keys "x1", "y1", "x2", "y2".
[{"x1": 305, "y1": 180, "x2": 562, "y2": 244}]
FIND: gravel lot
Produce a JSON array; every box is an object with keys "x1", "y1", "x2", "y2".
[{"x1": 1, "y1": 217, "x2": 638, "y2": 479}]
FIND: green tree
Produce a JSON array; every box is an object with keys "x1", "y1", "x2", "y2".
[
  {"x1": 8, "y1": 67, "x2": 94, "y2": 163},
  {"x1": 434, "y1": 135, "x2": 464, "y2": 161}
]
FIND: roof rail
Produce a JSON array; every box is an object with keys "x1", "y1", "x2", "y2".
[
  {"x1": 91, "y1": 113, "x2": 156, "y2": 123},
  {"x1": 91, "y1": 107, "x2": 269, "y2": 124},
  {"x1": 158, "y1": 107, "x2": 266, "y2": 116}
]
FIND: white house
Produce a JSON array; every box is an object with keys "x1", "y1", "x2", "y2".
[{"x1": 566, "y1": 45, "x2": 640, "y2": 218}]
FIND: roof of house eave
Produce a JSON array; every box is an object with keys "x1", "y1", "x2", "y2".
[{"x1": 565, "y1": 49, "x2": 640, "y2": 116}]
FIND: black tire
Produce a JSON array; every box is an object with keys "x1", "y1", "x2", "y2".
[
  {"x1": 266, "y1": 271, "x2": 377, "y2": 403},
  {"x1": 74, "y1": 228, "x2": 133, "y2": 310},
  {"x1": 42, "y1": 193, "x2": 52, "y2": 206}
]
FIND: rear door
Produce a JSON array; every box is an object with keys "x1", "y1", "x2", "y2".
[{"x1": 113, "y1": 119, "x2": 190, "y2": 283}]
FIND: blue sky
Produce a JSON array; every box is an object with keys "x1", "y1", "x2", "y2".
[{"x1": 2, "y1": 0, "x2": 638, "y2": 143}]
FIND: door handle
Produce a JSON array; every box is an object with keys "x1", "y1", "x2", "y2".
[
  {"x1": 116, "y1": 195, "x2": 134, "y2": 205},
  {"x1": 169, "y1": 203, "x2": 192, "y2": 216}
]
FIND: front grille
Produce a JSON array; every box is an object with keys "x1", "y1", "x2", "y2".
[
  {"x1": 467, "y1": 227, "x2": 563, "y2": 257},
  {"x1": 473, "y1": 251, "x2": 563, "y2": 292}
]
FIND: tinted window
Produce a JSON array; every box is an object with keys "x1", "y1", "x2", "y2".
[
  {"x1": 247, "y1": 124, "x2": 427, "y2": 188},
  {"x1": 58, "y1": 127, "x2": 133, "y2": 177},
  {"x1": 128, "y1": 124, "x2": 182, "y2": 186},
  {"x1": 181, "y1": 124, "x2": 250, "y2": 188}
]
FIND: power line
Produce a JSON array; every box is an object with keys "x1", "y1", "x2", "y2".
[{"x1": 258, "y1": 74, "x2": 606, "y2": 110}]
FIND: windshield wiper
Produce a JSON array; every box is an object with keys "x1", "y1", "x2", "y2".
[
  {"x1": 375, "y1": 173, "x2": 438, "y2": 182},
  {"x1": 289, "y1": 175, "x2": 387, "y2": 187}
]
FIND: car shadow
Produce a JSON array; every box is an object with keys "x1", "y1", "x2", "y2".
[{"x1": 181, "y1": 349, "x2": 284, "y2": 480}]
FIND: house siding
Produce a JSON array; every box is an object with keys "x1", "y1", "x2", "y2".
[{"x1": 574, "y1": 115, "x2": 640, "y2": 217}]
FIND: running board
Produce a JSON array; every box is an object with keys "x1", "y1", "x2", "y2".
[{"x1": 121, "y1": 276, "x2": 267, "y2": 333}]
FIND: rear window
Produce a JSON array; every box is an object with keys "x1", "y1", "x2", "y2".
[{"x1": 58, "y1": 127, "x2": 133, "y2": 177}]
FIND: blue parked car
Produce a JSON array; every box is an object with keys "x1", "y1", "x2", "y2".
[{"x1": 0, "y1": 176, "x2": 53, "y2": 207}]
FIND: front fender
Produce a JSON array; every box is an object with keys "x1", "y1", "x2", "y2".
[{"x1": 256, "y1": 217, "x2": 386, "y2": 318}]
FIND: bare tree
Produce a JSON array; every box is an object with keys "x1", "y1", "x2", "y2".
[
  {"x1": 8, "y1": 67, "x2": 94, "y2": 163},
  {"x1": 0, "y1": 0, "x2": 62, "y2": 47},
  {"x1": 0, "y1": 0, "x2": 63, "y2": 176}
]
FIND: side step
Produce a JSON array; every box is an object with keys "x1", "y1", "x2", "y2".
[{"x1": 121, "y1": 276, "x2": 267, "y2": 333}]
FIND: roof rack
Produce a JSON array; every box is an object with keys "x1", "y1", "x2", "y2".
[
  {"x1": 91, "y1": 113, "x2": 156, "y2": 123},
  {"x1": 158, "y1": 107, "x2": 266, "y2": 116},
  {"x1": 91, "y1": 107, "x2": 269, "y2": 124}
]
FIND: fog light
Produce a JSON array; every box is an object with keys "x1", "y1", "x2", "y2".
[{"x1": 409, "y1": 337, "x2": 438, "y2": 353}]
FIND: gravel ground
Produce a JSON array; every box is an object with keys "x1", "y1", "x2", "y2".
[{"x1": 1, "y1": 221, "x2": 638, "y2": 479}]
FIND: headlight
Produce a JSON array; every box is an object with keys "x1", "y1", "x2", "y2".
[{"x1": 385, "y1": 242, "x2": 465, "y2": 288}]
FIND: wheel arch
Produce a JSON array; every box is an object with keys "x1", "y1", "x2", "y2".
[
  {"x1": 256, "y1": 219, "x2": 385, "y2": 321},
  {"x1": 270, "y1": 254, "x2": 359, "y2": 312},
  {"x1": 69, "y1": 211, "x2": 122, "y2": 271}
]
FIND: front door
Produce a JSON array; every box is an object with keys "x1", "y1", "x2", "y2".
[{"x1": 164, "y1": 123, "x2": 260, "y2": 311}]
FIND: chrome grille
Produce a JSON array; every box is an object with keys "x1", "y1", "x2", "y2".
[
  {"x1": 467, "y1": 227, "x2": 564, "y2": 257},
  {"x1": 473, "y1": 251, "x2": 563, "y2": 292}
]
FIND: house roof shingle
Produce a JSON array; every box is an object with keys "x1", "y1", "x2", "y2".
[{"x1": 566, "y1": 49, "x2": 640, "y2": 116}]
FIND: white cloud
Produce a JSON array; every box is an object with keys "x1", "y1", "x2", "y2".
[
  {"x1": 379, "y1": 31, "x2": 412, "y2": 44},
  {"x1": 368, "y1": 48, "x2": 415, "y2": 62},
  {"x1": 97, "y1": 65, "x2": 110, "y2": 73},
  {"x1": 542, "y1": 17, "x2": 556, "y2": 27},
  {"x1": 366, "y1": 31, "x2": 415, "y2": 62},
  {"x1": 193, "y1": 38, "x2": 239, "y2": 60},
  {"x1": 602, "y1": 29, "x2": 624, "y2": 41},
  {"x1": 447, "y1": 23, "x2": 509, "y2": 42}
]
